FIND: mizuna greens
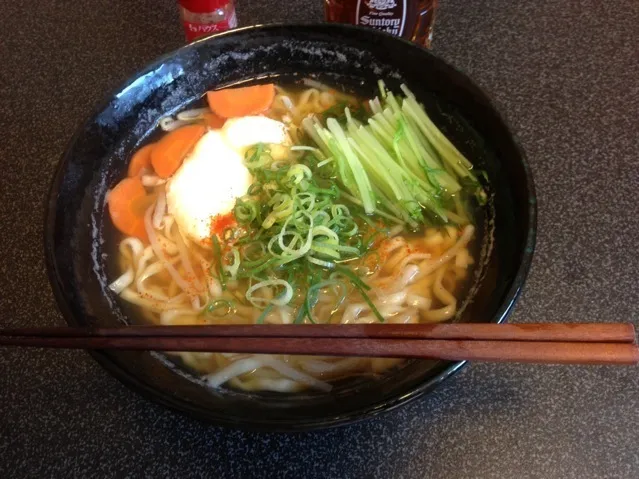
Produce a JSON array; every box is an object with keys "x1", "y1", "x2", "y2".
[{"x1": 304, "y1": 81, "x2": 485, "y2": 228}]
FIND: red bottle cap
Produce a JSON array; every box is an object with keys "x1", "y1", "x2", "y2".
[{"x1": 180, "y1": 0, "x2": 228, "y2": 13}]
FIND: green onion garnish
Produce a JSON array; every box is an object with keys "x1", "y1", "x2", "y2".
[{"x1": 211, "y1": 235, "x2": 226, "y2": 291}]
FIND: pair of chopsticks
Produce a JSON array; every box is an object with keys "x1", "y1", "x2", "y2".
[{"x1": 1, "y1": 323, "x2": 637, "y2": 365}]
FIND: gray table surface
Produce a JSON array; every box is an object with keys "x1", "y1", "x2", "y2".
[{"x1": 1, "y1": 0, "x2": 638, "y2": 477}]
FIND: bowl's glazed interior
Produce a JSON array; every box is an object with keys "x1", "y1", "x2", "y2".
[{"x1": 45, "y1": 24, "x2": 536, "y2": 431}]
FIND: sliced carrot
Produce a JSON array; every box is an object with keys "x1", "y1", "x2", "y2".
[
  {"x1": 107, "y1": 177, "x2": 153, "y2": 241},
  {"x1": 206, "y1": 84, "x2": 275, "y2": 118},
  {"x1": 127, "y1": 143, "x2": 155, "y2": 178},
  {"x1": 202, "y1": 112, "x2": 226, "y2": 129},
  {"x1": 150, "y1": 124, "x2": 205, "y2": 178}
]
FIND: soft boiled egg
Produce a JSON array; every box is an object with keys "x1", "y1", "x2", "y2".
[{"x1": 165, "y1": 116, "x2": 289, "y2": 244}]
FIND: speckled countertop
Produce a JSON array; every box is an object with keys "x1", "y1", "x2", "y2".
[{"x1": 1, "y1": 0, "x2": 638, "y2": 477}]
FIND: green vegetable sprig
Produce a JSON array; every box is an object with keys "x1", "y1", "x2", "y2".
[{"x1": 303, "y1": 82, "x2": 486, "y2": 229}]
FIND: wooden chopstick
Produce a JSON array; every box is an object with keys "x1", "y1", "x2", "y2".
[
  {"x1": 1, "y1": 323, "x2": 635, "y2": 342},
  {"x1": 1, "y1": 335, "x2": 637, "y2": 365},
  {"x1": 1, "y1": 323, "x2": 637, "y2": 365}
]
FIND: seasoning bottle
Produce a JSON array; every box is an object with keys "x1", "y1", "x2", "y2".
[
  {"x1": 178, "y1": 0, "x2": 238, "y2": 42},
  {"x1": 324, "y1": 0, "x2": 438, "y2": 48}
]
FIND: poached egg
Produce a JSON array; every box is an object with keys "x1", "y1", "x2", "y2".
[{"x1": 165, "y1": 116, "x2": 289, "y2": 244}]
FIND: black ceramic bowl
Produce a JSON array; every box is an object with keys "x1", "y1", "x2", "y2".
[{"x1": 45, "y1": 24, "x2": 536, "y2": 431}]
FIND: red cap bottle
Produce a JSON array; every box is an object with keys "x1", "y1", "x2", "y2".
[
  {"x1": 324, "y1": 0, "x2": 438, "y2": 48},
  {"x1": 178, "y1": 0, "x2": 238, "y2": 42}
]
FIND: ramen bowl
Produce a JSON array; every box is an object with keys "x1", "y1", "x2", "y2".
[{"x1": 45, "y1": 24, "x2": 536, "y2": 431}]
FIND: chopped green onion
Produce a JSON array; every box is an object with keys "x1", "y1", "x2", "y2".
[
  {"x1": 246, "y1": 279, "x2": 294, "y2": 307},
  {"x1": 256, "y1": 303, "x2": 275, "y2": 324},
  {"x1": 332, "y1": 266, "x2": 384, "y2": 322},
  {"x1": 234, "y1": 199, "x2": 258, "y2": 224},
  {"x1": 202, "y1": 299, "x2": 234, "y2": 317},
  {"x1": 211, "y1": 235, "x2": 226, "y2": 291},
  {"x1": 222, "y1": 248, "x2": 241, "y2": 279}
]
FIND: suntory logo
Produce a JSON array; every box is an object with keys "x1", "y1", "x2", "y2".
[
  {"x1": 356, "y1": 0, "x2": 405, "y2": 36},
  {"x1": 367, "y1": 0, "x2": 397, "y2": 10}
]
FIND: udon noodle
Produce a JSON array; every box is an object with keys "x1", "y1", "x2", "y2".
[{"x1": 108, "y1": 81, "x2": 481, "y2": 392}]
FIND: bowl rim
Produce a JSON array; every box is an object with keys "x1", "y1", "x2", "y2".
[{"x1": 43, "y1": 23, "x2": 537, "y2": 431}]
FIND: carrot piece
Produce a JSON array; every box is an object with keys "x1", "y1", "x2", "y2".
[
  {"x1": 127, "y1": 143, "x2": 155, "y2": 178},
  {"x1": 202, "y1": 112, "x2": 226, "y2": 129},
  {"x1": 206, "y1": 84, "x2": 275, "y2": 118},
  {"x1": 107, "y1": 177, "x2": 153, "y2": 241},
  {"x1": 151, "y1": 124, "x2": 205, "y2": 178}
]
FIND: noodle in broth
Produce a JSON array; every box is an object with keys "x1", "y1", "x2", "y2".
[{"x1": 108, "y1": 80, "x2": 483, "y2": 393}]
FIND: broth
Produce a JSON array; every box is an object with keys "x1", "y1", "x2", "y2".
[{"x1": 106, "y1": 79, "x2": 485, "y2": 392}]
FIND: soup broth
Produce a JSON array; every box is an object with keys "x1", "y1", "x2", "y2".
[{"x1": 107, "y1": 79, "x2": 485, "y2": 392}]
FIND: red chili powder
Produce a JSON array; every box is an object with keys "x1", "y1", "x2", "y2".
[{"x1": 210, "y1": 212, "x2": 236, "y2": 236}]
